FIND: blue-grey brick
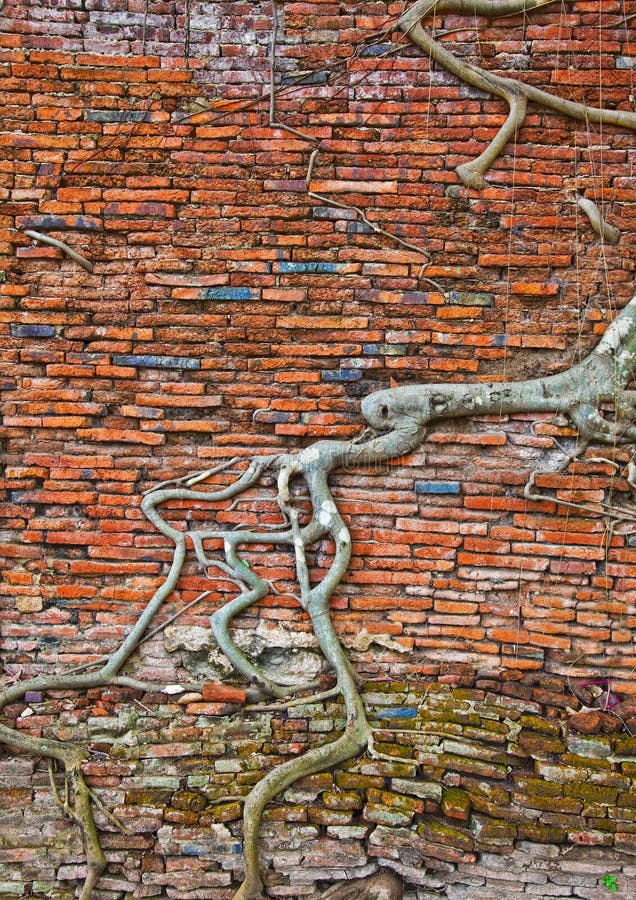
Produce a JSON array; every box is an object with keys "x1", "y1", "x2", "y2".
[
  {"x1": 11, "y1": 324, "x2": 55, "y2": 338},
  {"x1": 360, "y1": 43, "x2": 393, "y2": 57},
  {"x1": 282, "y1": 71, "x2": 328, "y2": 84},
  {"x1": 363, "y1": 343, "x2": 408, "y2": 356},
  {"x1": 277, "y1": 261, "x2": 342, "y2": 274},
  {"x1": 313, "y1": 207, "x2": 357, "y2": 221},
  {"x1": 376, "y1": 708, "x2": 417, "y2": 719},
  {"x1": 255, "y1": 411, "x2": 294, "y2": 424},
  {"x1": 86, "y1": 110, "x2": 148, "y2": 123},
  {"x1": 415, "y1": 480, "x2": 461, "y2": 495},
  {"x1": 321, "y1": 369, "x2": 362, "y2": 382},
  {"x1": 203, "y1": 286, "x2": 257, "y2": 301},
  {"x1": 113, "y1": 354, "x2": 200, "y2": 370}
]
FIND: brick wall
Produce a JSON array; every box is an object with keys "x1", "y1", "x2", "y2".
[{"x1": 1, "y1": 1, "x2": 636, "y2": 896}]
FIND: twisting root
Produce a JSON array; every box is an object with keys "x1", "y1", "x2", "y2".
[{"x1": 3, "y1": 291, "x2": 636, "y2": 897}]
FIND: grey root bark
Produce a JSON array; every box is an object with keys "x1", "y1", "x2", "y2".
[{"x1": 3, "y1": 2, "x2": 636, "y2": 898}]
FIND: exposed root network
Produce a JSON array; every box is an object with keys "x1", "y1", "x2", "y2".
[{"x1": 3, "y1": 294, "x2": 636, "y2": 897}]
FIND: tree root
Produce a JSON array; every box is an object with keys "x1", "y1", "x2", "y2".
[
  {"x1": 3, "y1": 292, "x2": 636, "y2": 897},
  {"x1": 575, "y1": 196, "x2": 621, "y2": 245},
  {"x1": 396, "y1": 0, "x2": 636, "y2": 192}
]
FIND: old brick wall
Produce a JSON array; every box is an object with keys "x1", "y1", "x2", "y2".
[{"x1": 2, "y1": 0, "x2": 636, "y2": 897}]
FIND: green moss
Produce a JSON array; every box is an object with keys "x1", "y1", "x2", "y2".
[
  {"x1": 308, "y1": 807, "x2": 353, "y2": 826},
  {"x1": 203, "y1": 801, "x2": 242, "y2": 823},
  {"x1": 565, "y1": 783, "x2": 619, "y2": 805},
  {"x1": 441, "y1": 787, "x2": 471, "y2": 820},
  {"x1": 518, "y1": 732, "x2": 566, "y2": 755},
  {"x1": 363, "y1": 803, "x2": 415, "y2": 827},
  {"x1": 518, "y1": 714, "x2": 561, "y2": 734},
  {"x1": 513, "y1": 775, "x2": 562, "y2": 797},
  {"x1": 417, "y1": 816, "x2": 474, "y2": 850},
  {"x1": 367, "y1": 788, "x2": 424, "y2": 813},
  {"x1": 517, "y1": 822, "x2": 568, "y2": 842},
  {"x1": 470, "y1": 814, "x2": 517, "y2": 847},
  {"x1": 124, "y1": 788, "x2": 173, "y2": 806},
  {"x1": 323, "y1": 790, "x2": 363, "y2": 811}
]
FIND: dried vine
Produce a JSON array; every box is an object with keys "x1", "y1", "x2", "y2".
[{"x1": 3, "y1": 2, "x2": 636, "y2": 898}]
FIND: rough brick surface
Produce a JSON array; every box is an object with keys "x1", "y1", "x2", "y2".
[{"x1": 1, "y1": 0, "x2": 636, "y2": 896}]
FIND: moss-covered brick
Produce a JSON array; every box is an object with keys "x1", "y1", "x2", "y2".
[
  {"x1": 470, "y1": 814, "x2": 517, "y2": 848},
  {"x1": 617, "y1": 791, "x2": 636, "y2": 809},
  {"x1": 523, "y1": 795, "x2": 583, "y2": 814},
  {"x1": 322, "y1": 791, "x2": 363, "y2": 811},
  {"x1": 308, "y1": 808, "x2": 354, "y2": 826},
  {"x1": 367, "y1": 788, "x2": 425, "y2": 815},
  {"x1": 614, "y1": 735, "x2": 636, "y2": 756},
  {"x1": 417, "y1": 817, "x2": 474, "y2": 851},
  {"x1": 335, "y1": 772, "x2": 384, "y2": 791},
  {"x1": 171, "y1": 790, "x2": 207, "y2": 812},
  {"x1": 362, "y1": 681, "x2": 411, "y2": 694},
  {"x1": 124, "y1": 788, "x2": 173, "y2": 806},
  {"x1": 564, "y1": 783, "x2": 619, "y2": 805},
  {"x1": 263, "y1": 805, "x2": 307, "y2": 823},
  {"x1": 513, "y1": 775, "x2": 562, "y2": 797},
  {"x1": 363, "y1": 803, "x2": 416, "y2": 828},
  {"x1": 359, "y1": 760, "x2": 418, "y2": 778},
  {"x1": 441, "y1": 787, "x2": 471, "y2": 820},
  {"x1": 518, "y1": 714, "x2": 562, "y2": 735},
  {"x1": 518, "y1": 732, "x2": 566, "y2": 755},
  {"x1": 367, "y1": 739, "x2": 414, "y2": 760},
  {"x1": 203, "y1": 801, "x2": 242, "y2": 823},
  {"x1": 431, "y1": 753, "x2": 509, "y2": 780},
  {"x1": 565, "y1": 737, "x2": 612, "y2": 759},
  {"x1": 589, "y1": 772, "x2": 631, "y2": 789},
  {"x1": 516, "y1": 823, "x2": 568, "y2": 843},
  {"x1": 459, "y1": 778, "x2": 511, "y2": 807},
  {"x1": 296, "y1": 773, "x2": 334, "y2": 790}
]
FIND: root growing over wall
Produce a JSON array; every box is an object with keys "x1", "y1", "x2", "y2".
[{"x1": 3, "y1": 294, "x2": 636, "y2": 898}]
